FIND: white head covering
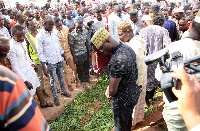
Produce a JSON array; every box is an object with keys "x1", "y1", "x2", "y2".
[
  {"x1": 174, "y1": 7, "x2": 184, "y2": 13},
  {"x1": 141, "y1": 15, "x2": 152, "y2": 21}
]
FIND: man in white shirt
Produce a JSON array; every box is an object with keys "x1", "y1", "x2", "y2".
[
  {"x1": 0, "y1": 15, "x2": 11, "y2": 39},
  {"x1": 93, "y1": 9, "x2": 107, "y2": 31},
  {"x1": 108, "y1": 4, "x2": 126, "y2": 42},
  {"x1": 36, "y1": 16, "x2": 71, "y2": 106},
  {"x1": 15, "y1": 13, "x2": 26, "y2": 28},
  {"x1": 8, "y1": 25, "x2": 39, "y2": 96}
]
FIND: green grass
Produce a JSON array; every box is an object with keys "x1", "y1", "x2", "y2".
[{"x1": 50, "y1": 76, "x2": 114, "y2": 131}]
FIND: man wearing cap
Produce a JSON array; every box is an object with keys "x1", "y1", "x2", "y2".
[
  {"x1": 117, "y1": 22, "x2": 147, "y2": 129},
  {"x1": 140, "y1": 15, "x2": 152, "y2": 28},
  {"x1": 158, "y1": 10, "x2": 200, "y2": 131},
  {"x1": 173, "y1": 7, "x2": 185, "y2": 40},
  {"x1": 91, "y1": 28, "x2": 140, "y2": 131},
  {"x1": 140, "y1": 14, "x2": 171, "y2": 106}
]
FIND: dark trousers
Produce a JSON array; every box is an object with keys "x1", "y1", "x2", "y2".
[
  {"x1": 75, "y1": 53, "x2": 90, "y2": 82},
  {"x1": 145, "y1": 88, "x2": 156, "y2": 106},
  {"x1": 113, "y1": 107, "x2": 133, "y2": 131}
]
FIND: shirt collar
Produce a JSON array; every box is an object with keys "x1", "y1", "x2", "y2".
[{"x1": 111, "y1": 43, "x2": 123, "y2": 55}]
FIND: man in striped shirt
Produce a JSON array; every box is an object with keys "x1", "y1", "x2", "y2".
[{"x1": 0, "y1": 65, "x2": 51, "y2": 131}]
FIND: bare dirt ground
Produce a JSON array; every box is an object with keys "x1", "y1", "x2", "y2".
[
  {"x1": 33, "y1": 66, "x2": 97, "y2": 122},
  {"x1": 33, "y1": 66, "x2": 167, "y2": 130}
]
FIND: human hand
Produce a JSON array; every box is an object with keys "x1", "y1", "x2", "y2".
[
  {"x1": 24, "y1": 81, "x2": 33, "y2": 90},
  {"x1": 43, "y1": 67, "x2": 49, "y2": 77},
  {"x1": 34, "y1": 66, "x2": 38, "y2": 73},
  {"x1": 171, "y1": 65, "x2": 200, "y2": 130},
  {"x1": 32, "y1": 64, "x2": 38, "y2": 73},
  {"x1": 105, "y1": 86, "x2": 112, "y2": 99}
]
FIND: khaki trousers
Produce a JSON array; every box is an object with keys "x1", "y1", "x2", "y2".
[
  {"x1": 63, "y1": 51, "x2": 78, "y2": 85},
  {"x1": 35, "y1": 64, "x2": 45, "y2": 106}
]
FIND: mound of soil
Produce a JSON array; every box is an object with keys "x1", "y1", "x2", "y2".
[{"x1": 133, "y1": 93, "x2": 167, "y2": 131}]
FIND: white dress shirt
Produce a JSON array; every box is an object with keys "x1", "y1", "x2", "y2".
[
  {"x1": 8, "y1": 39, "x2": 40, "y2": 96},
  {"x1": 36, "y1": 29, "x2": 64, "y2": 64},
  {"x1": 108, "y1": 13, "x2": 125, "y2": 42},
  {"x1": 93, "y1": 17, "x2": 107, "y2": 31},
  {"x1": 0, "y1": 26, "x2": 11, "y2": 40}
]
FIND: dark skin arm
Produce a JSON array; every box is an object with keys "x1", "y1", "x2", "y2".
[
  {"x1": 85, "y1": 38, "x2": 90, "y2": 56},
  {"x1": 69, "y1": 42, "x2": 77, "y2": 64},
  {"x1": 105, "y1": 77, "x2": 121, "y2": 99},
  {"x1": 69, "y1": 25, "x2": 75, "y2": 32},
  {"x1": 41, "y1": 61, "x2": 49, "y2": 77}
]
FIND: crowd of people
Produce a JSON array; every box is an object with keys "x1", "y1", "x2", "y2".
[{"x1": 1, "y1": 0, "x2": 200, "y2": 130}]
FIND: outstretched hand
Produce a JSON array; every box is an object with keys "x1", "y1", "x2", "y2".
[{"x1": 171, "y1": 65, "x2": 200, "y2": 130}]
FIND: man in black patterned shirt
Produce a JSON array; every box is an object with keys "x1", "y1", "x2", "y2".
[{"x1": 91, "y1": 28, "x2": 140, "y2": 131}]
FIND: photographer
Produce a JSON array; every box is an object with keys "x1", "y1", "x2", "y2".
[
  {"x1": 171, "y1": 65, "x2": 200, "y2": 131},
  {"x1": 161, "y1": 10, "x2": 200, "y2": 131}
]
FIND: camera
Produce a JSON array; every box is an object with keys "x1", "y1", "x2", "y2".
[{"x1": 145, "y1": 48, "x2": 200, "y2": 102}]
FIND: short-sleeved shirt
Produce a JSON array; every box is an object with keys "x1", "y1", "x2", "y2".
[
  {"x1": 69, "y1": 28, "x2": 88, "y2": 56},
  {"x1": 109, "y1": 43, "x2": 140, "y2": 109}
]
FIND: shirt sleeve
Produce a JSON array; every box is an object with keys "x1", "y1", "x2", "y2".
[
  {"x1": 163, "y1": 29, "x2": 172, "y2": 47},
  {"x1": 5, "y1": 28, "x2": 11, "y2": 40},
  {"x1": 109, "y1": 55, "x2": 127, "y2": 78},
  {"x1": 8, "y1": 48, "x2": 27, "y2": 82},
  {"x1": 135, "y1": 47, "x2": 147, "y2": 86},
  {"x1": 35, "y1": 32, "x2": 46, "y2": 63},
  {"x1": 108, "y1": 19, "x2": 115, "y2": 38}
]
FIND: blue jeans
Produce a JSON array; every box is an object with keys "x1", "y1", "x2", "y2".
[
  {"x1": 112, "y1": 107, "x2": 133, "y2": 131},
  {"x1": 46, "y1": 61, "x2": 67, "y2": 99}
]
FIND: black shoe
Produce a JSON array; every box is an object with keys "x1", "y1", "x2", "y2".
[
  {"x1": 61, "y1": 92, "x2": 71, "y2": 97},
  {"x1": 42, "y1": 90, "x2": 50, "y2": 98},
  {"x1": 54, "y1": 98, "x2": 60, "y2": 106}
]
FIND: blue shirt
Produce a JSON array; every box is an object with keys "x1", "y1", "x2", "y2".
[{"x1": 163, "y1": 19, "x2": 177, "y2": 42}]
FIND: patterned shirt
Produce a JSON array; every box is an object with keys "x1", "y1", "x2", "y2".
[
  {"x1": 69, "y1": 28, "x2": 88, "y2": 56},
  {"x1": 139, "y1": 25, "x2": 171, "y2": 55},
  {"x1": 109, "y1": 43, "x2": 140, "y2": 108},
  {"x1": 36, "y1": 29, "x2": 64, "y2": 64},
  {"x1": 0, "y1": 65, "x2": 50, "y2": 131}
]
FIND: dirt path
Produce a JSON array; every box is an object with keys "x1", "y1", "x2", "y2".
[{"x1": 33, "y1": 67, "x2": 97, "y2": 122}]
